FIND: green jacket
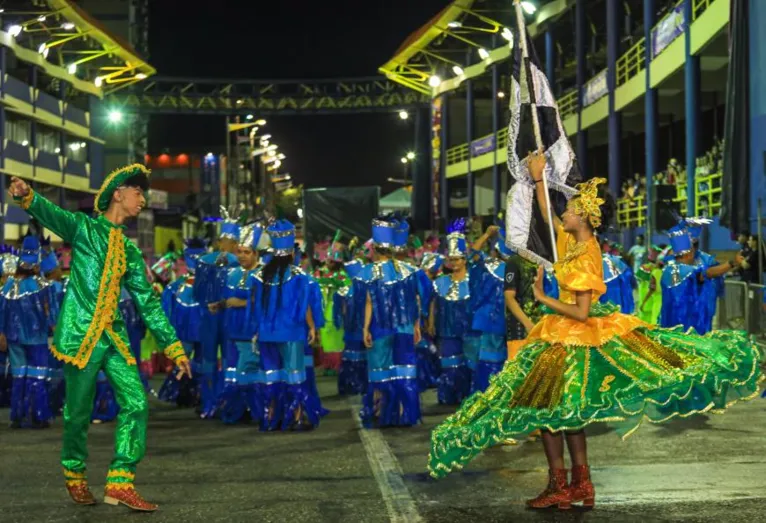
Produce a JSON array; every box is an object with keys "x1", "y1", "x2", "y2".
[{"x1": 17, "y1": 190, "x2": 184, "y2": 369}]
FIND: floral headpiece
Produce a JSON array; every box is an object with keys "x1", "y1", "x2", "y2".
[{"x1": 571, "y1": 177, "x2": 606, "y2": 229}]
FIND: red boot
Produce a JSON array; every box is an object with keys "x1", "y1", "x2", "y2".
[
  {"x1": 568, "y1": 465, "x2": 595, "y2": 508},
  {"x1": 66, "y1": 481, "x2": 97, "y2": 505},
  {"x1": 526, "y1": 469, "x2": 571, "y2": 509},
  {"x1": 104, "y1": 485, "x2": 158, "y2": 512}
]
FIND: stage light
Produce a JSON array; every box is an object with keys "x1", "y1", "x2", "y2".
[
  {"x1": 246, "y1": 114, "x2": 254, "y2": 120},
  {"x1": 406, "y1": 152, "x2": 416, "y2": 160},
  {"x1": 61, "y1": 22, "x2": 75, "y2": 30},
  {"x1": 452, "y1": 65, "x2": 464, "y2": 76},
  {"x1": 502, "y1": 28, "x2": 513, "y2": 42},
  {"x1": 135, "y1": 73, "x2": 147, "y2": 79},
  {"x1": 478, "y1": 48, "x2": 490, "y2": 60},
  {"x1": 108, "y1": 110, "x2": 123, "y2": 123},
  {"x1": 398, "y1": 110, "x2": 409, "y2": 120},
  {"x1": 95, "y1": 76, "x2": 103, "y2": 87},
  {"x1": 8, "y1": 25, "x2": 22, "y2": 37},
  {"x1": 21, "y1": 140, "x2": 29, "y2": 146},
  {"x1": 67, "y1": 63, "x2": 77, "y2": 74},
  {"x1": 447, "y1": 21, "x2": 462, "y2": 28},
  {"x1": 497, "y1": 91, "x2": 505, "y2": 98},
  {"x1": 521, "y1": 2, "x2": 537, "y2": 15},
  {"x1": 400, "y1": 157, "x2": 407, "y2": 164},
  {"x1": 428, "y1": 75, "x2": 441, "y2": 87},
  {"x1": 38, "y1": 43, "x2": 47, "y2": 54}
]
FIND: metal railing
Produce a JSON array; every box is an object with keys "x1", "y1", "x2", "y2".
[
  {"x1": 445, "y1": 127, "x2": 509, "y2": 167},
  {"x1": 616, "y1": 196, "x2": 647, "y2": 228},
  {"x1": 616, "y1": 38, "x2": 646, "y2": 87},
  {"x1": 717, "y1": 280, "x2": 766, "y2": 342},
  {"x1": 558, "y1": 90, "x2": 578, "y2": 120},
  {"x1": 693, "y1": 0, "x2": 715, "y2": 20},
  {"x1": 695, "y1": 171, "x2": 723, "y2": 217}
]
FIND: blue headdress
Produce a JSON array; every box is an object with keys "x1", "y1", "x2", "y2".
[
  {"x1": 420, "y1": 252, "x2": 444, "y2": 274},
  {"x1": 219, "y1": 205, "x2": 241, "y2": 241},
  {"x1": 667, "y1": 223, "x2": 693, "y2": 256},
  {"x1": 19, "y1": 235, "x2": 41, "y2": 267},
  {"x1": 681, "y1": 216, "x2": 712, "y2": 243},
  {"x1": 267, "y1": 219, "x2": 295, "y2": 257},
  {"x1": 184, "y1": 238, "x2": 208, "y2": 271},
  {"x1": 445, "y1": 218, "x2": 467, "y2": 258},
  {"x1": 371, "y1": 216, "x2": 397, "y2": 248},
  {"x1": 239, "y1": 221, "x2": 265, "y2": 251}
]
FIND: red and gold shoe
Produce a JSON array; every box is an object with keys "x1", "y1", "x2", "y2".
[
  {"x1": 526, "y1": 469, "x2": 571, "y2": 510},
  {"x1": 65, "y1": 481, "x2": 97, "y2": 505},
  {"x1": 567, "y1": 464, "x2": 595, "y2": 508},
  {"x1": 104, "y1": 485, "x2": 158, "y2": 512}
]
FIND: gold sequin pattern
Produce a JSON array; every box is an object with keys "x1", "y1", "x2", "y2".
[{"x1": 509, "y1": 344, "x2": 567, "y2": 410}]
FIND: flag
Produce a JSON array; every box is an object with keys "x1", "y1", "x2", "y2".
[
  {"x1": 720, "y1": 0, "x2": 750, "y2": 235},
  {"x1": 505, "y1": 1, "x2": 581, "y2": 267}
]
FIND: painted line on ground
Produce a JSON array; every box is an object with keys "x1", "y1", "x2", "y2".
[{"x1": 348, "y1": 398, "x2": 423, "y2": 523}]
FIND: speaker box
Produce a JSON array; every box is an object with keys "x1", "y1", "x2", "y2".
[{"x1": 650, "y1": 184, "x2": 681, "y2": 231}]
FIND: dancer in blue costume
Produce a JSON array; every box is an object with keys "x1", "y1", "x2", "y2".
[
  {"x1": 661, "y1": 224, "x2": 740, "y2": 333},
  {"x1": 415, "y1": 252, "x2": 443, "y2": 392},
  {"x1": 600, "y1": 248, "x2": 636, "y2": 314},
  {"x1": 194, "y1": 208, "x2": 240, "y2": 419},
  {"x1": 0, "y1": 248, "x2": 18, "y2": 408},
  {"x1": 428, "y1": 221, "x2": 473, "y2": 405},
  {"x1": 358, "y1": 217, "x2": 422, "y2": 427},
  {"x1": 688, "y1": 219, "x2": 726, "y2": 334},
  {"x1": 470, "y1": 225, "x2": 508, "y2": 393},
  {"x1": 40, "y1": 245, "x2": 66, "y2": 413},
  {"x1": 213, "y1": 223, "x2": 264, "y2": 424},
  {"x1": 253, "y1": 220, "x2": 321, "y2": 430},
  {"x1": 159, "y1": 239, "x2": 207, "y2": 406},
  {"x1": 0, "y1": 236, "x2": 56, "y2": 428},
  {"x1": 119, "y1": 288, "x2": 148, "y2": 390},
  {"x1": 335, "y1": 256, "x2": 368, "y2": 395}
]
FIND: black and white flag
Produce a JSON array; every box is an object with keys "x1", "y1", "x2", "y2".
[{"x1": 505, "y1": 1, "x2": 581, "y2": 267}]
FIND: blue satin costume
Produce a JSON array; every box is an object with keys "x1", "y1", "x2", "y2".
[
  {"x1": 471, "y1": 257, "x2": 508, "y2": 393},
  {"x1": 600, "y1": 253, "x2": 636, "y2": 314}
]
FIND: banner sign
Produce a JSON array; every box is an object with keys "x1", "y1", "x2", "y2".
[
  {"x1": 652, "y1": 2, "x2": 686, "y2": 58},
  {"x1": 582, "y1": 69, "x2": 608, "y2": 107},
  {"x1": 470, "y1": 134, "x2": 496, "y2": 157}
]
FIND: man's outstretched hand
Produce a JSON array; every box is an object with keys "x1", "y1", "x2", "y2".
[
  {"x1": 8, "y1": 176, "x2": 30, "y2": 199},
  {"x1": 175, "y1": 357, "x2": 193, "y2": 380}
]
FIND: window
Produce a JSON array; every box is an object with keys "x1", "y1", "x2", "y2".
[
  {"x1": 65, "y1": 137, "x2": 88, "y2": 162},
  {"x1": 37, "y1": 125, "x2": 61, "y2": 154},
  {"x1": 4, "y1": 116, "x2": 31, "y2": 145}
]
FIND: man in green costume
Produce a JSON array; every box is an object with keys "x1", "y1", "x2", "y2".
[{"x1": 9, "y1": 165, "x2": 191, "y2": 512}]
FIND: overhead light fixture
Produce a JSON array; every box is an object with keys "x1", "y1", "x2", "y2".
[
  {"x1": 400, "y1": 157, "x2": 408, "y2": 164},
  {"x1": 61, "y1": 22, "x2": 75, "y2": 30},
  {"x1": 94, "y1": 76, "x2": 103, "y2": 87},
  {"x1": 246, "y1": 114, "x2": 254, "y2": 120},
  {"x1": 55, "y1": 147, "x2": 61, "y2": 154},
  {"x1": 452, "y1": 65, "x2": 464, "y2": 76},
  {"x1": 428, "y1": 75, "x2": 441, "y2": 87},
  {"x1": 398, "y1": 110, "x2": 409, "y2": 120},
  {"x1": 236, "y1": 99, "x2": 244, "y2": 105},
  {"x1": 260, "y1": 134, "x2": 272, "y2": 141},
  {"x1": 38, "y1": 43, "x2": 47, "y2": 54},
  {"x1": 406, "y1": 151, "x2": 416, "y2": 160},
  {"x1": 267, "y1": 144, "x2": 278, "y2": 151},
  {"x1": 135, "y1": 73, "x2": 147, "y2": 79},
  {"x1": 37, "y1": 15, "x2": 46, "y2": 22},
  {"x1": 108, "y1": 110, "x2": 123, "y2": 123},
  {"x1": 501, "y1": 28, "x2": 513, "y2": 42},
  {"x1": 256, "y1": 119, "x2": 266, "y2": 125},
  {"x1": 8, "y1": 25, "x2": 22, "y2": 37},
  {"x1": 277, "y1": 153, "x2": 286, "y2": 160},
  {"x1": 0, "y1": 9, "x2": 5, "y2": 14},
  {"x1": 273, "y1": 160, "x2": 282, "y2": 168},
  {"x1": 478, "y1": 48, "x2": 490, "y2": 60},
  {"x1": 497, "y1": 91, "x2": 505, "y2": 98},
  {"x1": 67, "y1": 63, "x2": 77, "y2": 74},
  {"x1": 42, "y1": 47, "x2": 49, "y2": 58},
  {"x1": 21, "y1": 140, "x2": 29, "y2": 147},
  {"x1": 447, "y1": 21, "x2": 462, "y2": 28},
  {"x1": 80, "y1": 142, "x2": 86, "y2": 147},
  {"x1": 521, "y1": 1, "x2": 537, "y2": 15}
]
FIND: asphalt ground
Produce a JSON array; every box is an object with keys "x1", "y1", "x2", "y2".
[{"x1": 1, "y1": 375, "x2": 765, "y2": 523}]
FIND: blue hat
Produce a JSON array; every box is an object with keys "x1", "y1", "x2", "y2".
[
  {"x1": 445, "y1": 219, "x2": 467, "y2": 258},
  {"x1": 393, "y1": 220, "x2": 410, "y2": 251},
  {"x1": 420, "y1": 252, "x2": 444, "y2": 273},
  {"x1": 267, "y1": 220, "x2": 295, "y2": 256},
  {"x1": 371, "y1": 217, "x2": 397, "y2": 248},
  {"x1": 219, "y1": 206, "x2": 241, "y2": 241},
  {"x1": 681, "y1": 217, "x2": 711, "y2": 243},
  {"x1": 40, "y1": 250, "x2": 59, "y2": 274},
  {"x1": 184, "y1": 238, "x2": 208, "y2": 271},
  {"x1": 668, "y1": 224, "x2": 693, "y2": 256},
  {"x1": 240, "y1": 222, "x2": 265, "y2": 251},
  {"x1": 495, "y1": 228, "x2": 515, "y2": 259},
  {"x1": 19, "y1": 236, "x2": 41, "y2": 267}
]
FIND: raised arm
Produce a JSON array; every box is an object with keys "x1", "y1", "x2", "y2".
[
  {"x1": 9, "y1": 177, "x2": 82, "y2": 243},
  {"x1": 528, "y1": 153, "x2": 562, "y2": 230},
  {"x1": 122, "y1": 243, "x2": 191, "y2": 377}
]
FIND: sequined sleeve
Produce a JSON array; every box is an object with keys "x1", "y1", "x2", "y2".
[
  {"x1": 15, "y1": 190, "x2": 83, "y2": 244},
  {"x1": 122, "y1": 242, "x2": 184, "y2": 362}
]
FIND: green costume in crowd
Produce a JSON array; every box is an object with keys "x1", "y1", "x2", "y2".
[{"x1": 14, "y1": 164, "x2": 186, "y2": 506}]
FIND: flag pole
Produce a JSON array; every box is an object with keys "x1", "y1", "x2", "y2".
[{"x1": 514, "y1": 0, "x2": 558, "y2": 263}]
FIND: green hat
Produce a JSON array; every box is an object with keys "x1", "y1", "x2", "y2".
[{"x1": 94, "y1": 163, "x2": 151, "y2": 214}]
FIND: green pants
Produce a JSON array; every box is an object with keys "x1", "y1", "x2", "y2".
[{"x1": 62, "y1": 334, "x2": 147, "y2": 488}]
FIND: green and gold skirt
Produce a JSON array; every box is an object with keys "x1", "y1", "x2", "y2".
[{"x1": 428, "y1": 305, "x2": 763, "y2": 478}]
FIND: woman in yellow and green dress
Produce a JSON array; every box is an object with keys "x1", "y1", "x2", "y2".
[{"x1": 427, "y1": 153, "x2": 763, "y2": 511}]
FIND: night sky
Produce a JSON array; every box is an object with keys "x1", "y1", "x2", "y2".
[{"x1": 147, "y1": 0, "x2": 448, "y2": 195}]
